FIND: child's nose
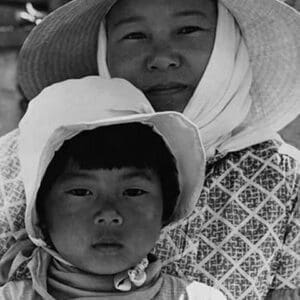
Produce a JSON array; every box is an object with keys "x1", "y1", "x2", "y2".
[
  {"x1": 94, "y1": 209, "x2": 123, "y2": 226},
  {"x1": 147, "y1": 47, "x2": 180, "y2": 71}
]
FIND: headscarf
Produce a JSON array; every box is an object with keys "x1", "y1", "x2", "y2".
[{"x1": 97, "y1": 2, "x2": 279, "y2": 158}]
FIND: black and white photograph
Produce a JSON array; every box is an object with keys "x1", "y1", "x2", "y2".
[{"x1": 0, "y1": 0, "x2": 299, "y2": 299}]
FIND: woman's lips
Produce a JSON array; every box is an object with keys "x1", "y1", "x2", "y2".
[{"x1": 145, "y1": 83, "x2": 188, "y2": 96}]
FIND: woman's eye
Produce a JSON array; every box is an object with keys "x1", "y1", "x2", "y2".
[
  {"x1": 178, "y1": 26, "x2": 202, "y2": 34},
  {"x1": 123, "y1": 32, "x2": 146, "y2": 40},
  {"x1": 66, "y1": 189, "x2": 93, "y2": 197},
  {"x1": 123, "y1": 189, "x2": 147, "y2": 197}
]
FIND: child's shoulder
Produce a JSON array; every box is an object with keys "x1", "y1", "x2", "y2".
[
  {"x1": 0, "y1": 279, "x2": 37, "y2": 300},
  {"x1": 160, "y1": 274, "x2": 226, "y2": 300}
]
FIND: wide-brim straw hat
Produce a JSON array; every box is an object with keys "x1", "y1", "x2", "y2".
[
  {"x1": 18, "y1": 0, "x2": 300, "y2": 131},
  {"x1": 18, "y1": 76, "x2": 205, "y2": 244}
]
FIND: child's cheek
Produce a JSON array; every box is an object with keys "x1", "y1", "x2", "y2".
[
  {"x1": 129, "y1": 200, "x2": 163, "y2": 222},
  {"x1": 48, "y1": 199, "x2": 92, "y2": 224}
]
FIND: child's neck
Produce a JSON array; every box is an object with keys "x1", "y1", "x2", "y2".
[{"x1": 47, "y1": 254, "x2": 161, "y2": 298}]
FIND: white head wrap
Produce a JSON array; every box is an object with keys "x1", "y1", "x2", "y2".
[{"x1": 97, "y1": 2, "x2": 278, "y2": 157}]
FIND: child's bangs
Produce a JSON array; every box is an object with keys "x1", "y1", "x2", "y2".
[{"x1": 59, "y1": 122, "x2": 174, "y2": 171}]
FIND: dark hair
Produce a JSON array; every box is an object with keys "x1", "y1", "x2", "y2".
[{"x1": 37, "y1": 122, "x2": 180, "y2": 225}]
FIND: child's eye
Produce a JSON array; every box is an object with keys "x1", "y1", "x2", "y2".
[
  {"x1": 66, "y1": 189, "x2": 93, "y2": 197},
  {"x1": 123, "y1": 189, "x2": 147, "y2": 197},
  {"x1": 123, "y1": 32, "x2": 146, "y2": 40},
  {"x1": 178, "y1": 26, "x2": 203, "y2": 34}
]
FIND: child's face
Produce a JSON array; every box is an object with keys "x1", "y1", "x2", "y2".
[
  {"x1": 41, "y1": 163, "x2": 163, "y2": 275},
  {"x1": 106, "y1": 0, "x2": 217, "y2": 112}
]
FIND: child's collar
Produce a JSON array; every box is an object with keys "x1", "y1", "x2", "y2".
[{"x1": 46, "y1": 253, "x2": 162, "y2": 297}]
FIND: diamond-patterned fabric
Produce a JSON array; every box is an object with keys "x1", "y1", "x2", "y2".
[
  {"x1": 154, "y1": 140, "x2": 300, "y2": 300},
  {"x1": 0, "y1": 129, "x2": 299, "y2": 300},
  {"x1": 0, "y1": 130, "x2": 26, "y2": 259}
]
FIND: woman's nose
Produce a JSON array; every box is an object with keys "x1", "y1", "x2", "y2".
[
  {"x1": 147, "y1": 46, "x2": 180, "y2": 71},
  {"x1": 94, "y1": 209, "x2": 123, "y2": 226}
]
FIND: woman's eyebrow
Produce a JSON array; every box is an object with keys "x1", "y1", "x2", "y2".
[
  {"x1": 173, "y1": 10, "x2": 208, "y2": 18},
  {"x1": 112, "y1": 16, "x2": 145, "y2": 29}
]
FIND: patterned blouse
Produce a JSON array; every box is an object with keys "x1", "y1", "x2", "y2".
[
  {"x1": 154, "y1": 139, "x2": 300, "y2": 300},
  {"x1": 0, "y1": 130, "x2": 299, "y2": 300}
]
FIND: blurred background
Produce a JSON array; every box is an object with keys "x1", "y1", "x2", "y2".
[
  {"x1": 0, "y1": 0, "x2": 70, "y2": 136},
  {"x1": 0, "y1": 0, "x2": 299, "y2": 149}
]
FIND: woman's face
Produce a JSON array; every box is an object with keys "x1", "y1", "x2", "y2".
[{"x1": 106, "y1": 0, "x2": 217, "y2": 112}]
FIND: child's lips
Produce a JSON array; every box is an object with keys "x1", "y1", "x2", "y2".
[{"x1": 92, "y1": 240, "x2": 123, "y2": 254}]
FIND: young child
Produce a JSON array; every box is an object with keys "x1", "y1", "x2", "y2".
[
  {"x1": 0, "y1": 0, "x2": 299, "y2": 299},
  {"x1": 0, "y1": 76, "x2": 226, "y2": 299}
]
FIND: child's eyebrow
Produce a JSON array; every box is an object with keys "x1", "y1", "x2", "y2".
[
  {"x1": 58, "y1": 170, "x2": 155, "y2": 182},
  {"x1": 58, "y1": 171, "x2": 98, "y2": 182},
  {"x1": 120, "y1": 170, "x2": 154, "y2": 182}
]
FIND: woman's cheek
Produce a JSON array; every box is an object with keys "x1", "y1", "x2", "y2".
[{"x1": 108, "y1": 43, "x2": 147, "y2": 75}]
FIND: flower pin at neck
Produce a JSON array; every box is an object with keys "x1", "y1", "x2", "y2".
[{"x1": 114, "y1": 258, "x2": 149, "y2": 291}]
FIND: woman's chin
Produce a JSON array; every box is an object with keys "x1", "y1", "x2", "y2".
[{"x1": 144, "y1": 88, "x2": 193, "y2": 112}]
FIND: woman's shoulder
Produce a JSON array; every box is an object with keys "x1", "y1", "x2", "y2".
[
  {"x1": 209, "y1": 139, "x2": 299, "y2": 171},
  {"x1": 204, "y1": 140, "x2": 300, "y2": 212},
  {"x1": 207, "y1": 140, "x2": 299, "y2": 188},
  {"x1": 0, "y1": 129, "x2": 20, "y2": 161},
  {"x1": 0, "y1": 129, "x2": 26, "y2": 260}
]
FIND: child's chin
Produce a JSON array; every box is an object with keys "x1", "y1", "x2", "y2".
[{"x1": 84, "y1": 260, "x2": 134, "y2": 276}]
